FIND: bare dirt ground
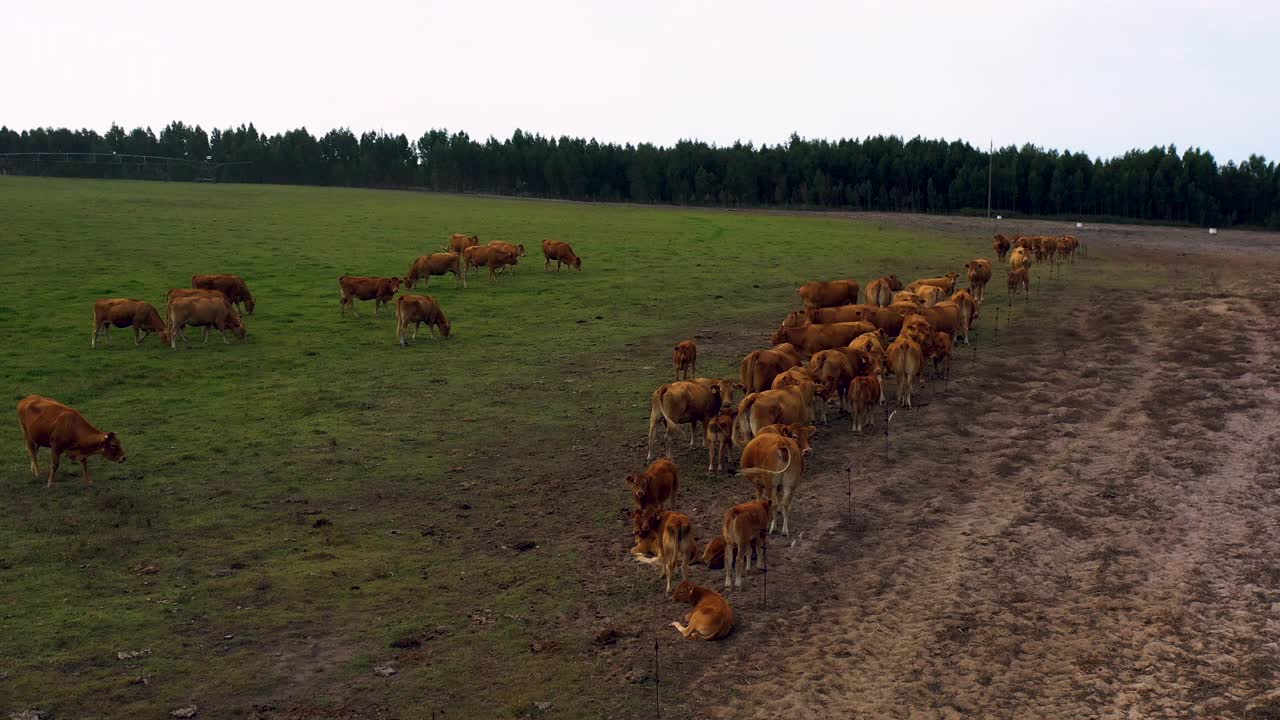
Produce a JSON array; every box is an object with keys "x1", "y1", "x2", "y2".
[{"x1": 592, "y1": 216, "x2": 1280, "y2": 719}]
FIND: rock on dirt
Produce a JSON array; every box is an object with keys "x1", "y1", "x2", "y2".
[
  {"x1": 117, "y1": 649, "x2": 151, "y2": 661},
  {"x1": 373, "y1": 664, "x2": 397, "y2": 677},
  {"x1": 10, "y1": 711, "x2": 46, "y2": 720},
  {"x1": 170, "y1": 706, "x2": 198, "y2": 718},
  {"x1": 592, "y1": 626, "x2": 640, "y2": 646}
]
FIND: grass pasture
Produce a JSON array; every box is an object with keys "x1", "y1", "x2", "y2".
[{"x1": 0, "y1": 177, "x2": 982, "y2": 718}]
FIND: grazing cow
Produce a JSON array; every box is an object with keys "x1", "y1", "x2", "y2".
[
  {"x1": 1007, "y1": 267, "x2": 1030, "y2": 303},
  {"x1": 771, "y1": 321, "x2": 877, "y2": 356},
  {"x1": 631, "y1": 508, "x2": 698, "y2": 592},
  {"x1": 734, "y1": 382, "x2": 816, "y2": 445},
  {"x1": 993, "y1": 235, "x2": 1011, "y2": 261},
  {"x1": 670, "y1": 581, "x2": 734, "y2": 640},
  {"x1": 849, "y1": 375, "x2": 880, "y2": 432},
  {"x1": 487, "y1": 241, "x2": 526, "y2": 274},
  {"x1": 916, "y1": 285, "x2": 946, "y2": 307},
  {"x1": 804, "y1": 304, "x2": 878, "y2": 325},
  {"x1": 488, "y1": 240, "x2": 526, "y2": 257},
  {"x1": 929, "y1": 331, "x2": 953, "y2": 378},
  {"x1": 906, "y1": 272, "x2": 959, "y2": 295},
  {"x1": 541, "y1": 240, "x2": 582, "y2": 272},
  {"x1": 673, "y1": 340, "x2": 697, "y2": 380},
  {"x1": 739, "y1": 344, "x2": 804, "y2": 393},
  {"x1": 723, "y1": 498, "x2": 772, "y2": 590},
  {"x1": 448, "y1": 233, "x2": 480, "y2": 254},
  {"x1": 91, "y1": 299, "x2": 169, "y2": 348},
  {"x1": 887, "y1": 336, "x2": 924, "y2": 407},
  {"x1": 463, "y1": 245, "x2": 519, "y2": 282},
  {"x1": 865, "y1": 274, "x2": 903, "y2": 307},
  {"x1": 705, "y1": 408, "x2": 736, "y2": 474},
  {"x1": 405, "y1": 252, "x2": 466, "y2": 289},
  {"x1": 796, "y1": 279, "x2": 860, "y2": 309},
  {"x1": 626, "y1": 457, "x2": 679, "y2": 511},
  {"x1": 1009, "y1": 246, "x2": 1032, "y2": 272},
  {"x1": 168, "y1": 295, "x2": 246, "y2": 349},
  {"x1": 339, "y1": 275, "x2": 402, "y2": 317},
  {"x1": 646, "y1": 378, "x2": 738, "y2": 460},
  {"x1": 17, "y1": 395, "x2": 126, "y2": 487},
  {"x1": 394, "y1": 294, "x2": 451, "y2": 345},
  {"x1": 191, "y1": 274, "x2": 255, "y2": 316},
  {"x1": 965, "y1": 259, "x2": 993, "y2": 303}
]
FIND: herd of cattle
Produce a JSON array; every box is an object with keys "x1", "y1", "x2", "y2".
[
  {"x1": 629, "y1": 233, "x2": 1081, "y2": 641},
  {"x1": 19, "y1": 234, "x2": 585, "y2": 488}
]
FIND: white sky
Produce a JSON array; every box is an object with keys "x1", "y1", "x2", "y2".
[{"x1": 6, "y1": 0, "x2": 1277, "y2": 163}]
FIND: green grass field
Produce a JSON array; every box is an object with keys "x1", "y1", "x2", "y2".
[{"x1": 0, "y1": 177, "x2": 982, "y2": 719}]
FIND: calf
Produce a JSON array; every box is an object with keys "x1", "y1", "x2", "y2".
[
  {"x1": 191, "y1": 274, "x2": 255, "y2": 315},
  {"x1": 1007, "y1": 267, "x2": 1030, "y2": 304},
  {"x1": 168, "y1": 295, "x2": 246, "y2": 349},
  {"x1": 809, "y1": 348, "x2": 864, "y2": 415},
  {"x1": 722, "y1": 499, "x2": 772, "y2": 590},
  {"x1": 405, "y1": 252, "x2": 466, "y2": 289},
  {"x1": 705, "y1": 408, "x2": 736, "y2": 474},
  {"x1": 463, "y1": 245, "x2": 519, "y2": 282},
  {"x1": 541, "y1": 239, "x2": 582, "y2": 272},
  {"x1": 395, "y1": 294, "x2": 451, "y2": 345},
  {"x1": 339, "y1": 275, "x2": 402, "y2": 317},
  {"x1": 670, "y1": 581, "x2": 734, "y2": 640},
  {"x1": 448, "y1": 233, "x2": 480, "y2": 254},
  {"x1": 631, "y1": 508, "x2": 696, "y2": 592},
  {"x1": 626, "y1": 457, "x2": 679, "y2": 511},
  {"x1": 91, "y1": 299, "x2": 168, "y2": 348},
  {"x1": 672, "y1": 340, "x2": 697, "y2": 380},
  {"x1": 929, "y1": 330, "x2": 953, "y2": 378},
  {"x1": 487, "y1": 241, "x2": 526, "y2": 275},
  {"x1": 887, "y1": 336, "x2": 924, "y2": 407},
  {"x1": 965, "y1": 259, "x2": 993, "y2": 303},
  {"x1": 17, "y1": 395, "x2": 126, "y2": 487},
  {"x1": 865, "y1": 274, "x2": 903, "y2": 307},
  {"x1": 849, "y1": 375, "x2": 880, "y2": 432},
  {"x1": 796, "y1": 279, "x2": 859, "y2": 309}
]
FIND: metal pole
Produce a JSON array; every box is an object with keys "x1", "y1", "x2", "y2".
[
  {"x1": 762, "y1": 539, "x2": 768, "y2": 610},
  {"x1": 986, "y1": 138, "x2": 993, "y2": 220},
  {"x1": 994, "y1": 306, "x2": 1000, "y2": 343},
  {"x1": 654, "y1": 639, "x2": 661, "y2": 718},
  {"x1": 846, "y1": 464, "x2": 853, "y2": 524}
]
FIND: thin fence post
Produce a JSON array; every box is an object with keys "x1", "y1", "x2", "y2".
[
  {"x1": 846, "y1": 464, "x2": 853, "y2": 525},
  {"x1": 994, "y1": 306, "x2": 1000, "y2": 343},
  {"x1": 883, "y1": 406, "x2": 891, "y2": 462},
  {"x1": 654, "y1": 639, "x2": 661, "y2": 718}
]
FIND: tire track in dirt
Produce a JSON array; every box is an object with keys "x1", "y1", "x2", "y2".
[{"x1": 675, "y1": 257, "x2": 1280, "y2": 719}]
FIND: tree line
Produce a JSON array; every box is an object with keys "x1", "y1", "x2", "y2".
[{"x1": 2, "y1": 122, "x2": 1277, "y2": 228}]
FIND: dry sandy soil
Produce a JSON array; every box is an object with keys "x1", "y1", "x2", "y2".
[{"x1": 592, "y1": 216, "x2": 1280, "y2": 720}]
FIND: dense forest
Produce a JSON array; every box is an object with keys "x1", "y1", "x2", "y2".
[{"x1": 2, "y1": 122, "x2": 1277, "y2": 228}]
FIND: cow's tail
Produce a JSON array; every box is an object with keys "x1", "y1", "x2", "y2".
[
  {"x1": 733, "y1": 394, "x2": 758, "y2": 447},
  {"x1": 739, "y1": 352, "x2": 758, "y2": 392},
  {"x1": 646, "y1": 385, "x2": 668, "y2": 459}
]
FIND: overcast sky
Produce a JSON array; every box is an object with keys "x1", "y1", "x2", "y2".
[{"x1": 6, "y1": 0, "x2": 1276, "y2": 163}]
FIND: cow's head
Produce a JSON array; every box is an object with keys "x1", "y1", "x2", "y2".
[
  {"x1": 789, "y1": 424, "x2": 817, "y2": 456},
  {"x1": 437, "y1": 315, "x2": 452, "y2": 339},
  {"x1": 228, "y1": 315, "x2": 248, "y2": 341},
  {"x1": 782, "y1": 310, "x2": 808, "y2": 328},
  {"x1": 244, "y1": 295, "x2": 256, "y2": 315},
  {"x1": 769, "y1": 326, "x2": 790, "y2": 346},
  {"x1": 388, "y1": 277, "x2": 403, "y2": 293},
  {"x1": 886, "y1": 274, "x2": 903, "y2": 291},
  {"x1": 516, "y1": 244, "x2": 527, "y2": 256},
  {"x1": 572, "y1": 255, "x2": 582, "y2": 271},
  {"x1": 100, "y1": 431, "x2": 126, "y2": 463},
  {"x1": 671, "y1": 580, "x2": 698, "y2": 603}
]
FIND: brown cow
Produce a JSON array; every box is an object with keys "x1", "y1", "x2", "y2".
[
  {"x1": 734, "y1": 382, "x2": 816, "y2": 445},
  {"x1": 887, "y1": 335, "x2": 924, "y2": 407},
  {"x1": 673, "y1": 340, "x2": 697, "y2": 380},
  {"x1": 965, "y1": 259, "x2": 993, "y2": 303},
  {"x1": 863, "y1": 305, "x2": 911, "y2": 336},
  {"x1": 339, "y1": 275, "x2": 402, "y2": 317},
  {"x1": 892, "y1": 291, "x2": 926, "y2": 307},
  {"x1": 929, "y1": 331, "x2": 953, "y2": 378},
  {"x1": 916, "y1": 286, "x2": 946, "y2": 307},
  {"x1": 1007, "y1": 267, "x2": 1030, "y2": 303},
  {"x1": 17, "y1": 395, "x2": 126, "y2": 487},
  {"x1": 1009, "y1": 246, "x2": 1032, "y2": 272},
  {"x1": 722, "y1": 498, "x2": 771, "y2": 590},
  {"x1": 646, "y1": 378, "x2": 739, "y2": 460},
  {"x1": 849, "y1": 375, "x2": 880, "y2": 432},
  {"x1": 394, "y1": 294, "x2": 451, "y2": 345},
  {"x1": 796, "y1": 279, "x2": 860, "y2": 309},
  {"x1": 487, "y1": 241, "x2": 526, "y2": 274},
  {"x1": 809, "y1": 348, "x2": 864, "y2": 414},
  {"x1": 462, "y1": 245, "x2": 519, "y2": 282},
  {"x1": 448, "y1": 233, "x2": 480, "y2": 254},
  {"x1": 91, "y1": 299, "x2": 169, "y2": 348},
  {"x1": 770, "y1": 321, "x2": 877, "y2": 356},
  {"x1": 405, "y1": 252, "x2": 466, "y2": 289},
  {"x1": 626, "y1": 457, "x2": 679, "y2": 511},
  {"x1": 906, "y1": 272, "x2": 959, "y2": 295},
  {"x1": 631, "y1": 507, "x2": 695, "y2": 592},
  {"x1": 168, "y1": 295, "x2": 246, "y2": 349},
  {"x1": 865, "y1": 274, "x2": 903, "y2": 307},
  {"x1": 541, "y1": 240, "x2": 582, "y2": 272},
  {"x1": 699, "y1": 536, "x2": 727, "y2": 569},
  {"x1": 191, "y1": 274, "x2": 255, "y2": 315},
  {"x1": 705, "y1": 408, "x2": 736, "y2": 474},
  {"x1": 804, "y1": 304, "x2": 879, "y2": 324},
  {"x1": 993, "y1": 235, "x2": 1011, "y2": 262},
  {"x1": 739, "y1": 344, "x2": 804, "y2": 393},
  {"x1": 670, "y1": 581, "x2": 734, "y2": 640}
]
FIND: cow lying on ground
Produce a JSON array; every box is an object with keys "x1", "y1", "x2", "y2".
[
  {"x1": 542, "y1": 240, "x2": 582, "y2": 271},
  {"x1": 797, "y1": 279, "x2": 860, "y2": 309},
  {"x1": 723, "y1": 498, "x2": 771, "y2": 590},
  {"x1": 168, "y1": 295, "x2": 246, "y2": 349},
  {"x1": 646, "y1": 378, "x2": 738, "y2": 460},
  {"x1": 673, "y1": 340, "x2": 697, "y2": 380},
  {"x1": 448, "y1": 233, "x2": 479, "y2": 254},
  {"x1": 739, "y1": 344, "x2": 803, "y2": 393},
  {"x1": 17, "y1": 395, "x2": 126, "y2": 487},
  {"x1": 670, "y1": 581, "x2": 734, "y2": 640},
  {"x1": 965, "y1": 259, "x2": 993, "y2": 303},
  {"x1": 395, "y1": 294, "x2": 451, "y2": 345},
  {"x1": 191, "y1": 274, "x2": 255, "y2": 315},
  {"x1": 865, "y1": 274, "x2": 903, "y2": 307},
  {"x1": 405, "y1": 252, "x2": 466, "y2": 289},
  {"x1": 91, "y1": 299, "x2": 169, "y2": 348},
  {"x1": 339, "y1": 275, "x2": 402, "y2": 317},
  {"x1": 627, "y1": 457, "x2": 678, "y2": 511}
]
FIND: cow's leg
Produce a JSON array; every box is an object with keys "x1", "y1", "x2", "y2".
[
  {"x1": 707, "y1": 444, "x2": 716, "y2": 473},
  {"x1": 47, "y1": 448, "x2": 62, "y2": 488},
  {"x1": 91, "y1": 321, "x2": 100, "y2": 348},
  {"x1": 724, "y1": 544, "x2": 735, "y2": 589},
  {"x1": 218, "y1": 328, "x2": 231, "y2": 344},
  {"x1": 25, "y1": 441, "x2": 39, "y2": 477},
  {"x1": 133, "y1": 326, "x2": 143, "y2": 345},
  {"x1": 80, "y1": 457, "x2": 93, "y2": 485},
  {"x1": 780, "y1": 488, "x2": 792, "y2": 537},
  {"x1": 201, "y1": 326, "x2": 210, "y2": 343}
]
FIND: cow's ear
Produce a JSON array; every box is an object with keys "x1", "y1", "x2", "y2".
[{"x1": 104, "y1": 431, "x2": 117, "y2": 442}]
